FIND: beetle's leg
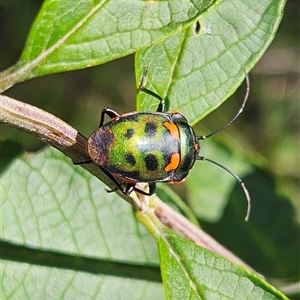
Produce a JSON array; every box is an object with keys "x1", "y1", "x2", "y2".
[
  {"x1": 138, "y1": 66, "x2": 165, "y2": 112},
  {"x1": 148, "y1": 182, "x2": 156, "y2": 195},
  {"x1": 106, "y1": 187, "x2": 119, "y2": 193},
  {"x1": 81, "y1": 161, "x2": 156, "y2": 197},
  {"x1": 105, "y1": 176, "x2": 156, "y2": 197},
  {"x1": 97, "y1": 166, "x2": 128, "y2": 194},
  {"x1": 73, "y1": 159, "x2": 93, "y2": 165},
  {"x1": 98, "y1": 168, "x2": 141, "y2": 197},
  {"x1": 99, "y1": 107, "x2": 120, "y2": 128},
  {"x1": 132, "y1": 182, "x2": 156, "y2": 196},
  {"x1": 120, "y1": 182, "x2": 155, "y2": 196},
  {"x1": 123, "y1": 184, "x2": 135, "y2": 195}
]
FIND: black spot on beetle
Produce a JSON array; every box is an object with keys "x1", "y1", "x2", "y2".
[
  {"x1": 125, "y1": 153, "x2": 136, "y2": 166},
  {"x1": 144, "y1": 154, "x2": 158, "y2": 171},
  {"x1": 145, "y1": 122, "x2": 157, "y2": 137},
  {"x1": 124, "y1": 128, "x2": 135, "y2": 139}
]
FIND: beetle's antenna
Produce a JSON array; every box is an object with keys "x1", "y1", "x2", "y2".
[
  {"x1": 197, "y1": 156, "x2": 251, "y2": 221},
  {"x1": 196, "y1": 73, "x2": 251, "y2": 221},
  {"x1": 199, "y1": 72, "x2": 250, "y2": 140}
]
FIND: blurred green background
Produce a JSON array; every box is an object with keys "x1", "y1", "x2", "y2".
[{"x1": 1, "y1": 0, "x2": 299, "y2": 296}]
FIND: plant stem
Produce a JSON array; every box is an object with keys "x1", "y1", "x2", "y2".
[{"x1": 1, "y1": 94, "x2": 253, "y2": 270}]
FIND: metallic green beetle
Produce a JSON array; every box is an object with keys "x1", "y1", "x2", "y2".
[{"x1": 75, "y1": 67, "x2": 251, "y2": 220}]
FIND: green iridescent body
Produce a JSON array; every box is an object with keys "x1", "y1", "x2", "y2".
[{"x1": 88, "y1": 112, "x2": 198, "y2": 183}]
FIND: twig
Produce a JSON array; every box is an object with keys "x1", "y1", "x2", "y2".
[{"x1": 0, "y1": 94, "x2": 253, "y2": 270}]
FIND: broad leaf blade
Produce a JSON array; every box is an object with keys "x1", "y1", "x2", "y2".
[
  {"x1": 1, "y1": 260, "x2": 163, "y2": 300},
  {"x1": 1, "y1": 146, "x2": 158, "y2": 262},
  {"x1": 0, "y1": 147, "x2": 163, "y2": 299},
  {"x1": 136, "y1": 0, "x2": 286, "y2": 124},
  {"x1": 2, "y1": 0, "x2": 215, "y2": 89},
  {"x1": 158, "y1": 228, "x2": 288, "y2": 300}
]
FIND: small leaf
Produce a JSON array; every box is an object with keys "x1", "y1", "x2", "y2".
[{"x1": 157, "y1": 227, "x2": 288, "y2": 300}]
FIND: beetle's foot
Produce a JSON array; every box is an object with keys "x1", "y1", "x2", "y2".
[
  {"x1": 105, "y1": 186, "x2": 132, "y2": 196},
  {"x1": 105, "y1": 187, "x2": 119, "y2": 193},
  {"x1": 73, "y1": 159, "x2": 93, "y2": 165}
]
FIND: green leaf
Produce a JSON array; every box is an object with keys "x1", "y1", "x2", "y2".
[
  {"x1": 0, "y1": 147, "x2": 163, "y2": 299},
  {"x1": 136, "y1": 0, "x2": 286, "y2": 124},
  {"x1": 1, "y1": 0, "x2": 215, "y2": 89},
  {"x1": 157, "y1": 228, "x2": 288, "y2": 300}
]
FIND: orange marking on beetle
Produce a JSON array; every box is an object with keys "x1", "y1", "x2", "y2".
[
  {"x1": 164, "y1": 122, "x2": 179, "y2": 140},
  {"x1": 165, "y1": 153, "x2": 180, "y2": 172}
]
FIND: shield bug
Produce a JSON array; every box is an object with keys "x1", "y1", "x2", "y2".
[{"x1": 75, "y1": 67, "x2": 251, "y2": 221}]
